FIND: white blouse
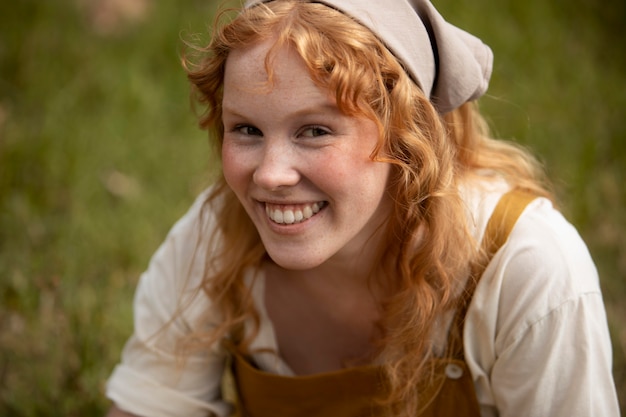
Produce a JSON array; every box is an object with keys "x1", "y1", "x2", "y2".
[{"x1": 106, "y1": 182, "x2": 620, "y2": 417}]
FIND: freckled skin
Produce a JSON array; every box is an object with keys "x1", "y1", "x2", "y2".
[{"x1": 221, "y1": 41, "x2": 392, "y2": 273}]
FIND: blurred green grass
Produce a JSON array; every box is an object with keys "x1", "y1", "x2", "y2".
[{"x1": 0, "y1": 0, "x2": 623, "y2": 415}]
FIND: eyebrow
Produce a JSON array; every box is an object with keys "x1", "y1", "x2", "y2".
[{"x1": 221, "y1": 102, "x2": 343, "y2": 119}]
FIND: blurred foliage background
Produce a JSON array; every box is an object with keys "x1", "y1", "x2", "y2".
[{"x1": 0, "y1": 0, "x2": 624, "y2": 415}]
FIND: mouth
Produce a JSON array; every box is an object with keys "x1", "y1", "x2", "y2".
[{"x1": 264, "y1": 201, "x2": 328, "y2": 225}]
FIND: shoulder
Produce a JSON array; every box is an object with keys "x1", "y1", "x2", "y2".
[
  {"x1": 106, "y1": 187, "x2": 235, "y2": 417},
  {"x1": 478, "y1": 193, "x2": 601, "y2": 335},
  {"x1": 461, "y1": 181, "x2": 619, "y2": 415},
  {"x1": 149, "y1": 186, "x2": 221, "y2": 289},
  {"x1": 461, "y1": 178, "x2": 600, "y2": 309},
  {"x1": 132, "y1": 187, "x2": 222, "y2": 339},
  {"x1": 463, "y1": 180, "x2": 602, "y2": 342}
]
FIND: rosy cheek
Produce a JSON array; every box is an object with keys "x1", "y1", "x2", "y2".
[{"x1": 221, "y1": 145, "x2": 244, "y2": 187}]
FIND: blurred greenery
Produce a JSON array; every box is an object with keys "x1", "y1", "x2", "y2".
[{"x1": 0, "y1": 0, "x2": 623, "y2": 415}]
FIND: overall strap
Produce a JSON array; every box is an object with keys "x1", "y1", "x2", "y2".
[
  {"x1": 482, "y1": 189, "x2": 538, "y2": 260},
  {"x1": 451, "y1": 189, "x2": 537, "y2": 357}
]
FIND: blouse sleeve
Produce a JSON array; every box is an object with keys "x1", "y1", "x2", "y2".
[
  {"x1": 106, "y1": 190, "x2": 232, "y2": 417},
  {"x1": 464, "y1": 197, "x2": 620, "y2": 417}
]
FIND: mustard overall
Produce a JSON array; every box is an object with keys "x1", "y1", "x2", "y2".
[{"x1": 225, "y1": 190, "x2": 535, "y2": 416}]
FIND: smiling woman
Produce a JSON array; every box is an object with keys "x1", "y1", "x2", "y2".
[
  {"x1": 222, "y1": 42, "x2": 392, "y2": 273},
  {"x1": 103, "y1": 1, "x2": 620, "y2": 416}
]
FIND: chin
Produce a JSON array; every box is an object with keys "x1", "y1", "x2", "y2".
[{"x1": 266, "y1": 252, "x2": 326, "y2": 271}]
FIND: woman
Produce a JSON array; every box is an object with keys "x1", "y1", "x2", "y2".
[{"x1": 105, "y1": 1, "x2": 619, "y2": 416}]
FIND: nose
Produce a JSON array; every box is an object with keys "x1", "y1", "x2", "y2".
[{"x1": 252, "y1": 139, "x2": 300, "y2": 190}]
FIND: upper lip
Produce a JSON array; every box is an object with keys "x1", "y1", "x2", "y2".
[{"x1": 255, "y1": 197, "x2": 325, "y2": 205}]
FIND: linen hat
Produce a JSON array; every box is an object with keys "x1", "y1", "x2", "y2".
[{"x1": 244, "y1": 0, "x2": 493, "y2": 113}]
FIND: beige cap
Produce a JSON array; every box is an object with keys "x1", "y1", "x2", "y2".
[{"x1": 244, "y1": 0, "x2": 493, "y2": 113}]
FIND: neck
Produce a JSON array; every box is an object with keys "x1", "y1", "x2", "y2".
[{"x1": 265, "y1": 242, "x2": 390, "y2": 308}]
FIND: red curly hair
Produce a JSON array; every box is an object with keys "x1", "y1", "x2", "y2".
[{"x1": 181, "y1": 1, "x2": 551, "y2": 415}]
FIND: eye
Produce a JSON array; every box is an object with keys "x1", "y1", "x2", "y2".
[
  {"x1": 234, "y1": 125, "x2": 263, "y2": 136},
  {"x1": 299, "y1": 126, "x2": 330, "y2": 138}
]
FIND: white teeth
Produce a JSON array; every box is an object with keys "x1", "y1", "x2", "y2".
[
  {"x1": 266, "y1": 202, "x2": 324, "y2": 224},
  {"x1": 283, "y1": 210, "x2": 295, "y2": 224},
  {"x1": 272, "y1": 209, "x2": 283, "y2": 224}
]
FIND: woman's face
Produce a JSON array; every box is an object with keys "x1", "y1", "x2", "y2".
[{"x1": 221, "y1": 41, "x2": 392, "y2": 271}]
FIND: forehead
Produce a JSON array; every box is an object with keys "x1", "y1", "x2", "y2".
[
  {"x1": 222, "y1": 40, "x2": 336, "y2": 113},
  {"x1": 221, "y1": 39, "x2": 373, "y2": 121},
  {"x1": 224, "y1": 41, "x2": 270, "y2": 82},
  {"x1": 224, "y1": 40, "x2": 308, "y2": 90}
]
